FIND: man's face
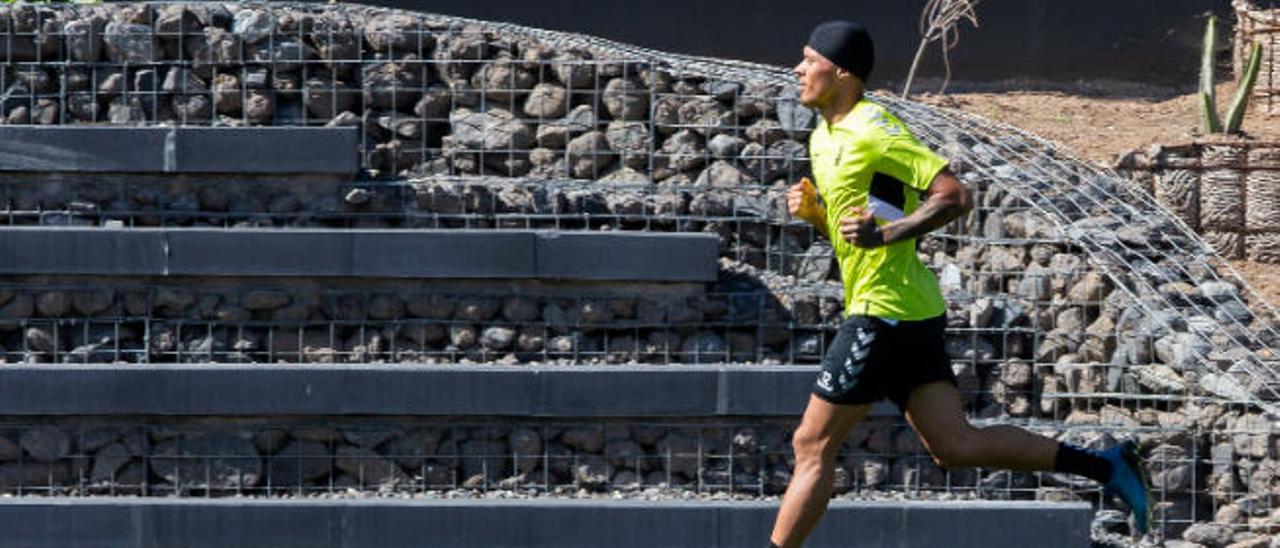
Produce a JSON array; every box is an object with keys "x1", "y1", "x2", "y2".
[{"x1": 794, "y1": 46, "x2": 840, "y2": 108}]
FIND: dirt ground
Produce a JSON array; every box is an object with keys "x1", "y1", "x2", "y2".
[{"x1": 897, "y1": 80, "x2": 1280, "y2": 311}]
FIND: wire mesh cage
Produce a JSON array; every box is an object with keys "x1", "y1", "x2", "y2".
[
  {"x1": 0, "y1": 2, "x2": 815, "y2": 183},
  {"x1": 0, "y1": 413, "x2": 1264, "y2": 543},
  {"x1": 1234, "y1": 0, "x2": 1280, "y2": 116},
  {"x1": 2, "y1": 2, "x2": 1280, "y2": 544},
  {"x1": 0, "y1": 418, "x2": 1129, "y2": 504}
]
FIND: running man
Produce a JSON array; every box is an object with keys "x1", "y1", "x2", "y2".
[{"x1": 767, "y1": 20, "x2": 1152, "y2": 548}]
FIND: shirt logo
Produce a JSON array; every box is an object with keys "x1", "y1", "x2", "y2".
[
  {"x1": 864, "y1": 109, "x2": 903, "y2": 136},
  {"x1": 817, "y1": 371, "x2": 834, "y2": 392}
]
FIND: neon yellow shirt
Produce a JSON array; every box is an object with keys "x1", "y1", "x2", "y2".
[{"x1": 809, "y1": 99, "x2": 949, "y2": 320}]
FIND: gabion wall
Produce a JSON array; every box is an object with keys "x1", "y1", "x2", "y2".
[
  {"x1": 0, "y1": 1, "x2": 812, "y2": 182},
  {"x1": 2, "y1": 2, "x2": 1280, "y2": 545},
  {"x1": 0, "y1": 407, "x2": 1274, "y2": 545},
  {"x1": 1234, "y1": 0, "x2": 1280, "y2": 116},
  {"x1": 1116, "y1": 142, "x2": 1280, "y2": 263}
]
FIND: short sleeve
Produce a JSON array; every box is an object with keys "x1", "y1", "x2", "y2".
[{"x1": 876, "y1": 137, "x2": 949, "y2": 193}]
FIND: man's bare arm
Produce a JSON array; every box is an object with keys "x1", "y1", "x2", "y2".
[
  {"x1": 838, "y1": 169, "x2": 972, "y2": 248},
  {"x1": 880, "y1": 169, "x2": 971, "y2": 245}
]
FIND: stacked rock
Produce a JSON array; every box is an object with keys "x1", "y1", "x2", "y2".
[{"x1": 4, "y1": 4, "x2": 1280, "y2": 544}]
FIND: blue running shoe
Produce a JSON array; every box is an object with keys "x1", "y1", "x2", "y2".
[{"x1": 1102, "y1": 440, "x2": 1152, "y2": 535}]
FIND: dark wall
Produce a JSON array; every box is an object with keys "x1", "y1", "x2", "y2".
[{"x1": 372, "y1": 0, "x2": 1236, "y2": 88}]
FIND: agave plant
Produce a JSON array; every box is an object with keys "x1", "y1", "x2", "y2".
[
  {"x1": 1201, "y1": 14, "x2": 1263, "y2": 135},
  {"x1": 1225, "y1": 41, "x2": 1264, "y2": 134},
  {"x1": 1201, "y1": 14, "x2": 1222, "y2": 133}
]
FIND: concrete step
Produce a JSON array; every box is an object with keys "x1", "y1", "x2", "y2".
[
  {"x1": 0, "y1": 497, "x2": 1094, "y2": 548},
  {"x1": 0, "y1": 126, "x2": 358, "y2": 176},
  {"x1": 0, "y1": 227, "x2": 717, "y2": 281},
  {"x1": 0, "y1": 363, "x2": 895, "y2": 417}
]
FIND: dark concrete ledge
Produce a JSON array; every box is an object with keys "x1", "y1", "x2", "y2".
[
  {"x1": 166, "y1": 229, "x2": 541, "y2": 279},
  {"x1": 0, "y1": 498, "x2": 1093, "y2": 548},
  {"x1": 0, "y1": 126, "x2": 358, "y2": 176},
  {"x1": 0, "y1": 228, "x2": 718, "y2": 281},
  {"x1": 0, "y1": 229, "x2": 165, "y2": 275},
  {"x1": 0, "y1": 364, "x2": 896, "y2": 417},
  {"x1": 536, "y1": 231, "x2": 719, "y2": 281}
]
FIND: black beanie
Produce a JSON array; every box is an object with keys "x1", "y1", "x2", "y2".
[{"x1": 807, "y1": 20, "x2": 875, "y2": 82}]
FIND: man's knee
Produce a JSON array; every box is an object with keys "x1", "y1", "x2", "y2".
[{"x1": 791, "y1": 426, "x2": 837, "y2": 464}]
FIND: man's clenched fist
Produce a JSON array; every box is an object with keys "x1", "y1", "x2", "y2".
[
  {"x1": 839, "y1": 207, "x2": 885, "y2": 248},
  {"x1": 787, "y1": 177, "x2": 823, "y2": 226}
]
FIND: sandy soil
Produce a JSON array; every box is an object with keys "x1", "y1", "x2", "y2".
[
  {"x1": 898, "y1": 80, "x2": 1280, "y2": 311},
  {"x1": 910, "y1": 81, "x2": 1280, "y2": 165}
]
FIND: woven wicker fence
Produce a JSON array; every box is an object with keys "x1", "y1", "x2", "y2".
[
  {"x1": 1235, "y1": 0, "x2": 1280, "y2": 115},
  {"x1": 1116, "y1": 140, "x2": 1280, "y2": 262}
]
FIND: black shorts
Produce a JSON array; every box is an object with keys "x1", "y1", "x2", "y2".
[{"x1": 812, "y1": 314, "x2": 955, "y2": 411}]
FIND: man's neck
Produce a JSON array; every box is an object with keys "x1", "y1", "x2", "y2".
[{"x1": 819, "y1": 89, "x2": 863, "y2": 126}]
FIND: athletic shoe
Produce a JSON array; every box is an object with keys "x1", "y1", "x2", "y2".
[{"x1": 1102, "y1": 440, "x2": 1152, "y2": 535}]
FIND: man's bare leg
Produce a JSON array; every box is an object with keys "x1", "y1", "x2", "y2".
[
  {"x1": 904, "y1": 381, "x2": 1057, "y2": 470},
  {"x1": 769, "y1": 395, "x2": 875, "y2": 548},
  {"x1": 904, "y1": 380, "x2": 1153, "y2": 534}
]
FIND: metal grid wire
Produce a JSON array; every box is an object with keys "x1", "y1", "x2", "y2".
[
  {"x1": 0, "y1": 415, "x2": 1242, "y2": 538},
  {"x1": 0, "y1": 2, "x2": 810, "y2": 180},
  {"x1": 2, "y1": 2, "x2": 1280, "y2": 542},
  {"x1": 0, "y1": 0, "x2": 1275, "y2": 404},
  {"x1": 0, "y1": 227, "x2": 1104, "y2": 373},
  {"x1": 0, "y1": 418, "x2": 1115, "y2": 502},
  {"x1": 879, "y1": 96, "x2": 1280, "y2": 407},
  {"x1": 0, "y1": 272, "x2": 1023, "y2": 369}
]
